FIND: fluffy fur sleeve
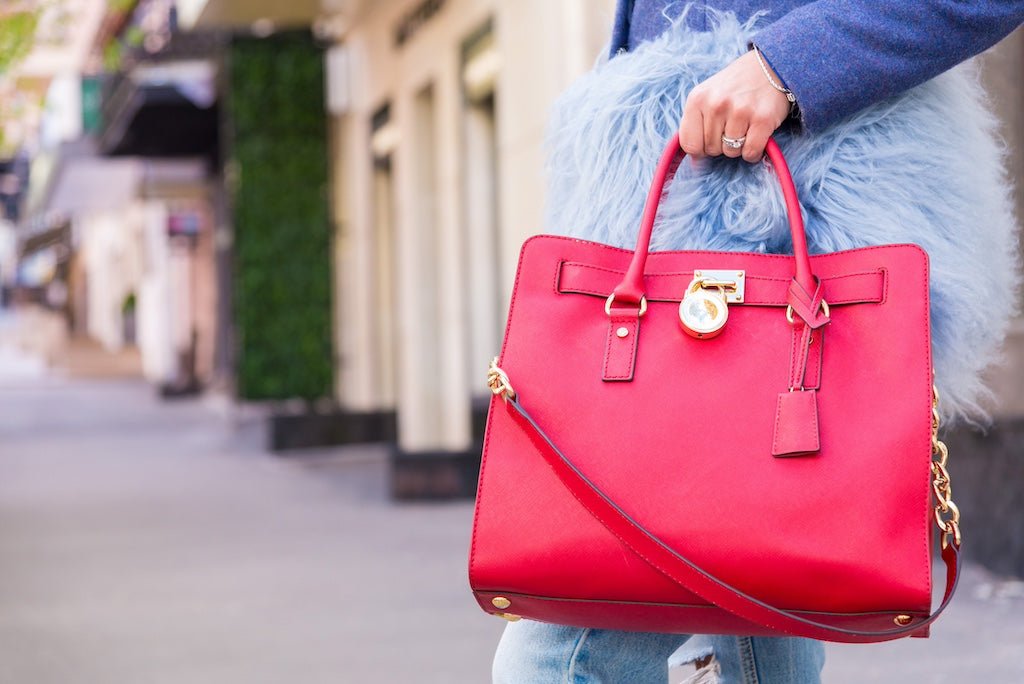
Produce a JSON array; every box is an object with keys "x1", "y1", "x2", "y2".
[{"x1": 545, "y1": 10, "x2": 1020, "y2": 424}]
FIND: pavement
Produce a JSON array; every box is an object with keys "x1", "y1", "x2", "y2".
[
  {"x1": 0, "y1": 341, "x2": 505, "y2": 682},
  {"x1": 0, "y1": 319, "x2": 1021, "y2": 683}
]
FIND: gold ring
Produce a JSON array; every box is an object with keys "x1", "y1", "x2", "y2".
[
  {"x1": 785, "y1": 299, "x2": 830, "y2": 325},
  {"x1": 605, "y1": 293, "x2": 648, "y2": 317}
]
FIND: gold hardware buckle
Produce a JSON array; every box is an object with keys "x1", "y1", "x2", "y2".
[
  {"x1": 692, "y1": 269, "x2": 745, "y2": 303},
  {"x1": 678, "y1": 271, "x2": 743, "y2": 339},
  {"x1": 785, "y1": 299, "x2": 830, "y2": 325},
  {"x1": 605, "y1": 293, "x2": 648, "y2": 317},
  {"x1": 487, "y1": 358, "x2": 516, "y2": 402}
]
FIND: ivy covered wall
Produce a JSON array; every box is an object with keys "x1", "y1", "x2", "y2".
[{"x1": 228, "y1": 34, "x2": 333, "y2": 400}]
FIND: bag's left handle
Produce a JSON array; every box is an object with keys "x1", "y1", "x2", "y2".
[{"x1": 608, "y1": 135, "x2": 817, "y2": 313}]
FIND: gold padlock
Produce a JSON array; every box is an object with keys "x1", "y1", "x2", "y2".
[{"x1": 679, "y1": 277, "x2": 730, "y2": 338}]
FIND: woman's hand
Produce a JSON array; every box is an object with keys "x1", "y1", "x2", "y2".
[{"x1": 679, "y1": 49, "x2": 792, "y2": 163}]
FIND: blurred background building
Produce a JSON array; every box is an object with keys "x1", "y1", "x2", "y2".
[{"x1": 0, "y1": 1, "x2": 1021, "y2": 575}]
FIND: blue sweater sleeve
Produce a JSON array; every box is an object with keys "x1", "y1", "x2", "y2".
[{"x1": 752, "y1": 1, "x2": 1024, "y2": 132}]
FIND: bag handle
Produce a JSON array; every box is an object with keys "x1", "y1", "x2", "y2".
[
  {"x1": 609, "y1": 135, "x2": 818, "y2": 313},
  {"x1": 501, "y1": 391, "x2": 961, "y2": 643}
]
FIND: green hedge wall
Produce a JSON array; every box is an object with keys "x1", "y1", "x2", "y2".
[{"x1": 229, "y1": 34, "x2": 333, "y2": 400}]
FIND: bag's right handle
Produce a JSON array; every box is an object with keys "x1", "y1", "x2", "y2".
[{"x1": 608, "y1": 135, "x2": 825, "y2": 327}]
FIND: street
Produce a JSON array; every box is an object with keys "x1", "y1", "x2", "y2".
[
  {"x1": 0, "y1": 361, "x2": 505, "y2": 683},
  {"x1": 0, "y1": 344, "x2": 1020, "y2": 683}
]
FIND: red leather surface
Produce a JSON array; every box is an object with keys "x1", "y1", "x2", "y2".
[
  {"x1": 468, "y1": 137, "x2": 936, "y2": 640},
  {"x1": 787, "y1": 322, "x2": 814, "y2": 391},
  {"x1": 603, "y1": 310, "x2": 640, "y2": 381},
  {"x1": 558, "y1": 261, "x2": 886, "y2": 308},
  {"x1": 791, "y1": 326, "x2": 824, "y2": 390},
  {"x1": 472, "y1": 591, "x2": 930, "y2": 639},
  {"x1": 772, "y1": 390, "x2": 820, "y2": 456},
  {"x1": 787, "y1": 276, "x2": 831, "y2": 328},
  {"x1": 493, "y1": 390, "x2": 957, "y2": 641}
]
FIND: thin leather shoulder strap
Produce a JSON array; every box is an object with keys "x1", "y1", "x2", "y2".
[{"x1": 503, "y1": 394, "x2": 961, "y2": 643}]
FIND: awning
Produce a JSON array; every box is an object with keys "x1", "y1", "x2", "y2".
[
  {"x1": 177, "y1": 0, "x2": 327, "y2": 30},
  {"x1": 100, "y1": 60, "x2": 219, "y2": 158},
  {"x1": 46, "y1": 157, "x2": 142, "y2": 216}
]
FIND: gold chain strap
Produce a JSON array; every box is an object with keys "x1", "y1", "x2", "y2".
[
  {"x1": 930, "y1": 382, "x2": 962, "y2": 549},
  {"x1": 487, "y1": 357, "x2": 516, "y2": 402},
  {"x1": 487, "y1": 359, "x2": 961, "y2": 549}
]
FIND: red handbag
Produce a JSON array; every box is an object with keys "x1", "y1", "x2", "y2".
[{"x1": 467, "y1": 136, "x2": 962, "y2": 643}]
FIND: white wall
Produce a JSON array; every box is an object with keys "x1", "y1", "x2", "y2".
[
  {"x1": 80, "y1": 204, "x2": 145, "y2": 352},
  {"x1": 328, "y1": 0, "x2": 616, "y2": 452},
  {"x1": 137, "y1": 202, "x2": 175, "y2": 383}
]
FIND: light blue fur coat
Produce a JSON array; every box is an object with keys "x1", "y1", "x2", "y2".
[{"x1": 544, "y1": 11, "x2": 1020, "y2": 424}]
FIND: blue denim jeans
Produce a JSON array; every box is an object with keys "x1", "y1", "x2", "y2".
[{"x1": 492, "y1": 620, "x2": 825, "y2": 683}]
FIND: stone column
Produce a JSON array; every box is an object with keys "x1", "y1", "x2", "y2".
[{"x1": 979, "y1": 28, "x2": 1024, "y2": 417}]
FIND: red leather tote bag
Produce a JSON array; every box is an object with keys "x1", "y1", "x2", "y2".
[{"x1": 467, "y1": 136, "x2": 962, "y2": 643}]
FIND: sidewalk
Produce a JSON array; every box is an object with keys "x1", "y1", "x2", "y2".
[
  {"x1": 0, "y1": 363, "x2": 1020, "y2": 682},
  {"x1": 0, "y1": 306, "x2": 143, "y2": 380},
  {"x1": 0, "y1": 311, "x2": 48, "y2": 383},
  {"x1": 0, "y1": 377, "x2": 504, "y2": 683}
]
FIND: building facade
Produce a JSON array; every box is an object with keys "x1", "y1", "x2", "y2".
[
  {"x1": 323, "y1": 0, "x2": 616, "y2": 494},
  {"x1": 320, "y1": 3, "x2": 1024, "y2": 506},
  {"x1": 15, "y1": 1, "x2": 223, "y2": 393}
]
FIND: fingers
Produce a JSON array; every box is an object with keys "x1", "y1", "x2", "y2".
[
  {"x1": 703, "y1": 113, "x2": 725, "y2": 157},
  {"x1": 701, "y1": 92, "x2": 728, "y2": 158},
  {"x1": 681, "y1": 88, "x2": 760, "y2": 162},
  {"x1": 742, "y1": 116, "x2": 778, "y2": 163},
  {"x1": 720, "y1": 114, "x2": 750, "y2": 160},
  {"x1": 678, "y1": 50, "x2": 793, "y2": 164},
  {"x1": 679, "y1": 93, "x2": 705, "y2": 158},
  {"x1": 680, "y1": 95, "x2": 774, "y2": 163}
]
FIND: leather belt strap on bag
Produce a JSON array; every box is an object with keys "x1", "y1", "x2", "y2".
[{"x1": 557, "y1": 262, "x2": 887, "y2": 308}]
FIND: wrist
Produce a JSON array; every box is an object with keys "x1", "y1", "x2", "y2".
[{"x1": 750, "y1": 43, "x2": 799, "y2": 120}]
